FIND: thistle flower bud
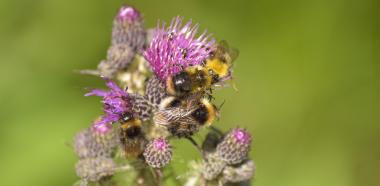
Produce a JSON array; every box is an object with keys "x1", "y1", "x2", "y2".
[
  {"x1": 81, "y1": 6, "x2": 146, "y2": 78},
  {"x1": 201, "y1": 152, "x2": 226, "y2": 180},
  {"x1": 143, "y1": 138, "x2": 172, "y2": 168},
  {"x1": 90, "y1": 122, "x2": 118, "y2": 149},
  {"x1": 75, "y1": 158, "x2": 116, "y2": 182},
  {"x1": 216, "y1": 128, "x2": 252, "y2": 165},
  {"x1": 145, "y1": 76, "x2": 167, "y2": 108},
  {"x1": 74, "y1": 128, "x2": 116, "y2": 158},
  {"x1": 222, "y1": 160, "x2": 255, "y2": 183},
  {"x1": 112, "y1": 6, "x2": 146, "y2": 52},
  {"x1": 96, "y1": 44, "x2": 135, "y2": 78},
  {"x1": 130, "y1": 94, "x2": 153, "y2": 121}
]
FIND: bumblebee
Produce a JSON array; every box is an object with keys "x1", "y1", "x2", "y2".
[
  {"x1": 206, "y1": 40, "x2": 239, "y2": 83},
  {"x1": 119, "y1": 115, "x2": 147, "y2": 158},
  {"x1": 166, "y1": 66, "x2": 212, "y2": 97},
  {"x1": 153, "y1": 97, "x2": 217, "y2": 137},
  {"x1": 166, "y1": 40, "x2": 238, "y2": 97}
]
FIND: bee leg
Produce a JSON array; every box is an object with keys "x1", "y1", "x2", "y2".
[
  {"x1": 209, "y1": 126, "x2": 224, "y2": 136},
  {"x1": 185, "y1": 136, "x2": 203, "y2": 155}
]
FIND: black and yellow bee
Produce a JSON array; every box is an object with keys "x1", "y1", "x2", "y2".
[
  {"x1": 153, "y1": 96, "x2": 217, "y2": 137},
  {"x1": 165, "y1": 40, "x2": 239, "y2": 97},
  {"x1": 119, "y1": 114, "x2": 147, "y2": 158}
]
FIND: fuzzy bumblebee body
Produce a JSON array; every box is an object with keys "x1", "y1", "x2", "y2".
[
  {"x1": 204, "y1": 40, "x2": 238, "y2": 82},
  {"x1": 205, "y1": 58, "x2": 230, "y2": 81},
  {"x1": 166, "y1": 66, "x2": 212, "y2": 97},
  {"x1": 153, "y1": 97, "x2": 217, "y2": 137},
  {"x1": 119, "y1": 118, "x2": 147, "y2": 158},
  {"x1": 165, "y1": 41, "x2": 238, "y2": 97}
]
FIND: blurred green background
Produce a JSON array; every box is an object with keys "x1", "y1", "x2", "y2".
[{"x1": 0, "y1": 0, "x2": 378, "y2": 185}]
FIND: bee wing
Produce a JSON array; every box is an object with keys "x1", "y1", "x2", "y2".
[
  {"x1": 218, "y1": 40, "x2": 230, "y2": 50},
  {"x1": 228, "y1": 47, "x2": 239, "y2": 62},
  {"x1": 218, "y1": 40, "x2": 239, "y2": 62},
  {"x1": 170, "y1": 114, "x2": 200, "y2": 137},
  {"x1": 153, "y1": 107, "x2": 195, "y2": 126}
]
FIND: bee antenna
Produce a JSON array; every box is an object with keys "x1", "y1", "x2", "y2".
[
  {"x1": 209, "y1": 88, "x2": 214, "y2": 95},
  {"x1": 64, "y1": 140, "x2": 73, "y2": 149},
  {"x1": 218, "y1": 100, "x2": 226, "y2": 111}
]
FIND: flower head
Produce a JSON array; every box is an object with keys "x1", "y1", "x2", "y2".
[
  {"x1": 112, "y1": 5, "x2": 146, "y2": 52},
  {"x1": 91, "y1": 120, "x2": 113, "y2": 134},
  {"x1": 202, "y1": 152, "x2": 226, "y2": 180},
  {"x1": 216, "y1": 128, "x2": 252, "y2": 164},
  {"x1": 75, "y1": 158, "x2": 116, "y2": 182},
  {"x1": 117, "y1": 6, "x2": 141, "y2": 23},
  {"x1": 86, "y1": 80, "x2": 131, "y2": 126},
  {"x1": 232, "y1": 128, "x2": 251, "y2": 145},
  {"x1": 144, "y1": 16, "x2": 215, "y2": 81},
  {"x1": 74, "y1": 128, "x2": 116, "y2": 159},
  {"x1": 143, "y1": 138, "x2": 172, "y2": 168},
  {"x1": 222, "y1": 160, "x2": 255, "y2": 183}
]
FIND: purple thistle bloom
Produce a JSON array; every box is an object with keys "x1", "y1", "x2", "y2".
[
  {"x1": 91, "y1": 121, "x2": 113, "y2": 134},
  {"x1": 112, "y1": 5, "x2": 146, "y2": 52},
  {"x1": 216, "y1": 128, "x2": 252, "y2": 164},
  {"x1": 232, "y1": 128, "x2": 251, "y2": 145},
  {"x1": 152, "y1": 138, "x2": 169, "y2": 151},
  {"x1": 86, "y1": 80, "x2": 131, "y2": 126},
  {"x1": 144, "y1": 16, "x2": 215, "y2": 81},
  {"x1": 117, "y1": 6, "x2": 141, "y2": 23},
  {"x1": 143, "y1": 138, "x2": 172, "y2": 168}
]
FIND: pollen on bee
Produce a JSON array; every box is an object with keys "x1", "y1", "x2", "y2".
[{"x1": 206, "y1": 59, "x2": 229, "y2": 78}]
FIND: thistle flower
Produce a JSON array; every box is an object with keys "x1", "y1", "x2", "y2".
[
  {"x1": 143, "y1": 138, "x2": 172, "y2": 168},
  {"x1": 90, "y1": 120, "x2": 118, "y2": 148},
  {"x1": 201, "y1": 152, "x2": 226, "y2": 180},
  {"x1": 144, "y1": 17, "x2": 215, "y2": 81},
  {"x1": 216, "y1": 128, "x2": 252, "y2": 165},
  {"x1": 112, "y1": 5, "x2": 146, "y2": 52},
  {"x1": 145, "y1": 75, "x2": 168, "y2": 108},
  {"x1": 86, "y1": 80, "x2": 131, "y2": 125},
  {"x1": 75, "y1": 157, "x2": 116, "y2": 182},
  {"x1": 74, "y1": 128, "x2": 116, "y2": 158},
  {"x1": 129, "y1": 94, "x2": 153, "y2": 121},
  {"x1": 222, "y1": 160, "x2": 256, "y2": 183},
  {"x1": 75, "y1": 5, "x2": 254, "y2": 185},
  {"x1": 80, "y1": 5, "x2": 146, "y2": 78},
  {"x1": 96, "y1": 44, "x2": 135, "y2": 77}
]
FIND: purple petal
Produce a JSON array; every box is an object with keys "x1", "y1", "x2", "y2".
[
  {"x1": 144, "y1": 16, "x2": 214, "y2": 81},
  {"x1": 85, "y1": 89, "x2": 108, "y2": 97}
]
